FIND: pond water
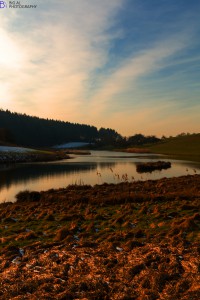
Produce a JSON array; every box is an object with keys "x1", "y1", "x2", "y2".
[{"x1": 0, "y1": 150, "x2": 199, "y2": 203}]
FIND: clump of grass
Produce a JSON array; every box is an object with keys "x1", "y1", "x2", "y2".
[
  {"x1": 15, "y1": 231, "x2": 38, "y2": 241},
  {"x1": 54, "y1": 227, "x2": 70, "y2": 242},
  {"x1": 45, "y1": 214, "x2": 55, "y2": 221},
  {"x1": 16, "y1": 190, "x2": 41, "y2": 202}
]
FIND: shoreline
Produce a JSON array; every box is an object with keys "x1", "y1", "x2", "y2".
[
  {"x1": 1, "y1": 146, "x2": 200, "y2": 165},
  {"x1": 0, "y1": 174, "x2": 200, "y2": 299},
  {"x1": 0, "y1": 149, "x2": 70, "y2": 164}
]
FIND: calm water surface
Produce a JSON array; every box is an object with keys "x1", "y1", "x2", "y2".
[{"x1": 0, "y1": 150, "x2": 199, "y2": 203}]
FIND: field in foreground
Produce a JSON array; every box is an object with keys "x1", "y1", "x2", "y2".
[{"x1": 0, "y1": 175, "x2": 200, "y2": 299}]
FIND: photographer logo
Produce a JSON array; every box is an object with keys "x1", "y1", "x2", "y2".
[
  {"x1": 0, "y1": 1, "x2": 37, "y2": 9},
  {"x1": 0, "y1": 1, "x2": 7, "y2": 8}
]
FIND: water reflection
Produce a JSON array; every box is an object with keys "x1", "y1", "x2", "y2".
[
  {"x1": 0, "y1": 151, "x2": 199, "y2": 203},
  {"x1": 0, "y1": 163, "x2": 98, "y2": 189}
]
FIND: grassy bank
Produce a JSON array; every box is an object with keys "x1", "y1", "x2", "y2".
[
  {"x1": 148, "y1": 134, "x2": 200, "y2": 162},
  {"x1": 0, "y1": 175, "x2": 200, "y2": 299}
]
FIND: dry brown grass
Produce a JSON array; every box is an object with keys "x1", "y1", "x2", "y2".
[{"x1": 0, "y1": 175, "x2": 200, "y2": 299}]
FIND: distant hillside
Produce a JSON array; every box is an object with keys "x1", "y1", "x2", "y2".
[
  {"x1": 149, "y1": 134, "x2": 200, "y2": 162},
  {"x1": 0, "y1": 109, "x2": 120, "y2": 147}
]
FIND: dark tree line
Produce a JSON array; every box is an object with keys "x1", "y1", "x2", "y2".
[
  {"x1": 0, "y1": 128, "x2": 15, "y2": 144},
  {"x1": 95, "y1": 132, "x2": 160, "y2": 148},
  {"x1": 0, "y1": 109, "x2": 99, "y2": 147},
  {"x1": 0, "y1": 109, "x2": 160, "y2": 148},
  {"x1": 0, "y1": 109, "x2": 123, "y2": 147},
  {"x1": 125, "y1": 134, "x2": 160, "y2": 146}
]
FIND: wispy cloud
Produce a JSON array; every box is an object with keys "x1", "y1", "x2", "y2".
[
  {"x1": 0, "y1": 0, "x2": 124, "y2": 118},
  {"x1": 88, "y1": 32, "x2": 193, "y2": 117}
]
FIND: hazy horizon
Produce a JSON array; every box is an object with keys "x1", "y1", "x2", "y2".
[{"x1": 0, "y1": 0, "x2": 200, "y2": 136}]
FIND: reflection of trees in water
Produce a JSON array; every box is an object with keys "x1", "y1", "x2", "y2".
[
  {"x1": 0, "y1": 162, "x2": 116, "y2": 190},
  {"x1": 96, "y1": 162, "x2": 116, "y2": 170},
  {"x1": 1, "y1": 159, "x2": 199, "y2": 195}
]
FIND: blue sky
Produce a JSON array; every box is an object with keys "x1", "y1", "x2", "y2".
[{"x1": 0, "y1": 0, "x2": 199, "y2": 136}]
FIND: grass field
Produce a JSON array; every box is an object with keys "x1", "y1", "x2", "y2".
[
  {"x1": 148, "y1": 134, "x2": 200, "y2": 162},
  {"x1": 0, "y1": 175, "x2": 200, "y2": 299}
]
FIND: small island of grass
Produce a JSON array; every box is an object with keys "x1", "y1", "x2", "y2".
[{"x1": 136, "y1": 161, "x2": 171, "y2": 173}]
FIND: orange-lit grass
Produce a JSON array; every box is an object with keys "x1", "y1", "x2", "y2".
[{"x1": 0, "y1": 175, "x2": 200, "y2": 299}]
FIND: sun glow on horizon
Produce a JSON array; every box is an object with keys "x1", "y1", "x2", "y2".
[{"x1": 0, "y1": 30, "x2": 25, "y2": 69}]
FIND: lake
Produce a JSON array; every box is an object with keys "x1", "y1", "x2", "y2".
[{"x1": 0, "y1": 150, "x2": 199, "y2": 203}]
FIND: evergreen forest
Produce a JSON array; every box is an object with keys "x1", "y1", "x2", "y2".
[{"x1": 0, "y1": 109, "x2": 160, "y2": 148}]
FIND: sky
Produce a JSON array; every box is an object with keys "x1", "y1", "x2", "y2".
[{"x1": 0, "y1": 0, "x2": 200, "y2": 137}]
